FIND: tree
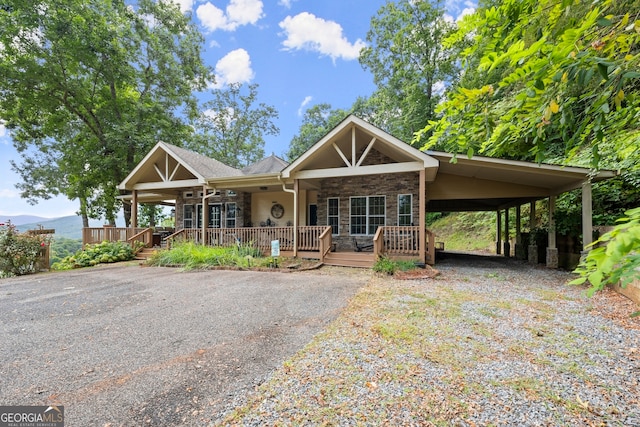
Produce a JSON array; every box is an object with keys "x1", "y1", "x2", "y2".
[
  {"x1": 0, "y1": 0, "x2": 209, "y2": 226},
  {"x1": 418, "y1": 0, "x2": 640, "y2": 167},
  {"x1": 285, "y1": 104, "x2": 349, "y2": 161},
  {"x1": 359, "y1": 0, "x2": 459, "y2": 144},
  {"x1": 189, "y1": 83, "x2": 279, "y2": 169}
]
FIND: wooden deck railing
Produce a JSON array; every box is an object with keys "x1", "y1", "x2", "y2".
[
  {"x1": 163, "y1": 226, "x2": 327, "y2": 253},
  {"x1": 374, "y1": 226, "x2": 437, "y2": 265},
  {"x1": 82, "y1": 227, "x2": 148, "y2": 248},
  {"x1": 318, "y1": 227, "x2": 333, "y2": 262},
  {"x1": 126, "y1": 227, "x2": 153, "y2": 248}
]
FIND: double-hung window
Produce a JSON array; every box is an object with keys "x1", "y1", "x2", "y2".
[
  {"x1": 225, "y1": 202, "x2": 237, "y2": 228},
  {"x1": 398, "y1": 194, "x2": 413, "y2": 226},
  {"x1": 350, "y1": 196, "x2": 385, "y2": 235},
  {"x1": 183, "y1": 205, "x2": 194, "y2": 229},
  {"x1": 327, "y1": 198, "x2": 339, "y2": 235}
]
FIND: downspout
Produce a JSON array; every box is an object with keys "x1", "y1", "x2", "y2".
[
  {"x1": 278, "y1": 176, "x2": 297, "y2": 257},
  {"x1": 201, "y1": 186, "x2": 217, "y2": 245}
]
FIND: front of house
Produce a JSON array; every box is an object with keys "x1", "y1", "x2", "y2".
[{"x1": 93, "y1": 115, "x2": 615, "y2": 268}]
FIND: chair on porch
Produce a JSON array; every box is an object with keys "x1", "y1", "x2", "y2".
[{"x1": 352, "y1": 237, "x2": 373, "y2": 252}]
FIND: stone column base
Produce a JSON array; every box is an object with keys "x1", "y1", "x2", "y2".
[
  {"x1": 546, "y1": 247, "x2": 559, "y2": 269},
  {"x1": 515, "y1": 243, "x2": 526, "y2": 260},
  {"x1": 528, "y1": 245, "x2": 538, "y2": 264},
  {"x1": 503, "y1": 241, "x2": 511, "y2": 258}
]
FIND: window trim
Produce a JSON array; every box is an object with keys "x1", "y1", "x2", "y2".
[
  {"x1": 349, "y1": 195, "x2": 386, "y2": 236},
  {"x1": 327, "y1": 197, "x2": 340, "y2": 235},
  {"x1": 397, "y1": 194, "x2": 413, "y2": 226},
  {"x1": 225, "y1": 202, "x2": 237, "y2": 228}
]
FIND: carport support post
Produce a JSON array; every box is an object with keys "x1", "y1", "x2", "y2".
[
  {"x1": 515, "y1": 205, "x2": 525, "y2": 260},
  {"x1": 528, "y1": 201, "x2": 538, "y2": 264},
  {"x1": 496, "y1": 210, "x2": 502, "y2": 255},
  {"x1": 503, "y1": 208, "x2": 510, "y2": 257},
  {"x1": 419, "y1": 169, "x2": 426, "y2": 265},
  {"x1": 546, "y1": 196, "x2": 559, "y2": 268},
  {"x1": 582, "y1": 180, "x2": 593, "y2": 253}
]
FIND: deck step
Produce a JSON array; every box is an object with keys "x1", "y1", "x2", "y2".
[
  {"x1": 323, "y1": 252, "x2": 375, "y2": 268},
  {"x1": 134, "y1": 248, "x2": 157, "y2": 261}
]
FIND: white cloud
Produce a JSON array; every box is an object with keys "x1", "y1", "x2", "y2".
[
  {"x1": 297, "y1": 96, "x2": 313, "y2": 116},
  {"x1": 279, "y1": 12, "x2": 366, "y2": 62},
  {"x1": 444, "y1": 0, "x2": 476, "y2": 22},
  {"x1": 278, "y1": 0, "x2": 296, "y2": 8},
  {"x1": 0, "y1": 188, "x2": 19, "y2": 198},
  {"x1": 196, "y1": 0, "x2": 264, "y2": 32},
  {"x1": 433, "y1": 81, "x2": 446, "y2": 96},
  {"x1": 166, "y1": 0, "x2": 194, "y2": 13},
  {"x1": 211, "y1": 48, "x2": 255, "y2": 88}
]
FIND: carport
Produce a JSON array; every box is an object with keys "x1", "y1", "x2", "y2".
[{"x1": 423, "y1": 151, "x2": 617, "y2": 267}]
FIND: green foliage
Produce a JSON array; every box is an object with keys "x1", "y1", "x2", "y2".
[
  {"x1": 0, "y1": 0, "x2": 209, "y2": 225},
  {"x1": 418, "y1": 0, "x2": 640, "y2": 170},
  {"x1": 286, "y1": 104, "x2": 350, "y2": 161},
  {"x1": 52, "y1": 241, "x2": 135, "y2": 270},
  {"x1": 429, "y1": 212, "x2": 497, "y2": 252},
  {"x1": 571, "y1": 207, "x2": 640, "y2": 299},
  {"x1": 147, "y1": 241, "x2": 264, "y2": 270},
  {"x1": 359, "y1": 0, "x2": 460, "y2": 144},
  {"x1": 373, "y1": 257, "x2": 418, "y2": 275},
  {"x1": 49, "y1": 237, "x2": 82, "y2": 266},
  {"x1": 0, "y1": 222, "x2": 51, "y2": 277},
  {"x1": 189, "y1": 83, "x2": 279, "y2": 168}
]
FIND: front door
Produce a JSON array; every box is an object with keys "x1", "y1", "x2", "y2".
[{"x1": 309, "y1": 204, "x2": 318, "y2": 226}]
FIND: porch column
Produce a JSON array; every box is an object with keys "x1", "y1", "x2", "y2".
[
  {"x1": 582, "y1": 180, "x2": 593, "y2": 252},
  {"x1": 528, "y1": 201, "x2": 537, "y2": 264},
  {"x1": 546, "y1": 195, "x2": 558, "y2": 268},
  {"x1": 201, "y1": 186, "x2": 209, "y2": 245},
  {"x1": 496, "y1": 210, "x2": 502, "y2": 255},
  {"x1": 293, "y1": 179, "x2": 299, "y2": 257},
  {"x1": 419, "y1": 169, "x2": 426, "y2": 264},
  {"x1": 503, "y1": 207, "x2": 510, "y2": 257},
  {"x1": 131, "y1": 190, "x2": 138, "y2": 229}
]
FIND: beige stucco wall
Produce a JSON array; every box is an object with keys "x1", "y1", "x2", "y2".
[{"x1": 251, "y1": 191, "x2": 295, "y2": 227}]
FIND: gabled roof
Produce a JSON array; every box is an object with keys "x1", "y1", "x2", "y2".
[
  {"x1": 165, "y1": 143, "x2": 244, "y2": 178},
  {"x1": 118, "y1": 141, "x2": 242, "y2": 191},
  {"x1": 242, "y1": 154, "x2": 289, "y2": 175},
  {"x1": 282, "y1": 115, "x2": 440, "y2": 181}
]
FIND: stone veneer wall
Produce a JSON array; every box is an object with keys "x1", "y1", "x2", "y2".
[{"x1": 317, "y1": 171, "x2": 420, "y2": 251}]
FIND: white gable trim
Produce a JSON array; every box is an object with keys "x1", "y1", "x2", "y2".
[
  {"x1": 118, "y1": 141, "x2": 206, "y2": 190},
  {"x1": 282, "y1": 115, "x2": 439, "y2": 179}
]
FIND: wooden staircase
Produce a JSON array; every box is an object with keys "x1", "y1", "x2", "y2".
[
  {"x1": 135, "y1": 247, "x2": 157, "y2": 261},
  {"x1": 322, "y1": 251, "x2": 375, "y2": 268}
]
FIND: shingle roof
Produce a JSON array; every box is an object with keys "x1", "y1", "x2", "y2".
[
  {"x1": 242, "y1": 154, "x2": 289, "y2": 175},
  {"x1": 163, "y1": 143, "x2": 244, "y2": 178}
]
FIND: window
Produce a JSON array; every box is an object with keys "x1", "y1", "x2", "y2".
[
  {"x1": 350, "y1": 196, "x2": 385, "y2": 235},
  {"x1": 183, "y1": 205, "x2": 194, "y2": 228},
  {"x1": 226, "y1": 202, "x2": 237, "y2": 228},
  {"x1": 196, "y1": 204, "x2": 222, "y2": 228},
  {"x1": 327, "y1": 198, "x2": 339, "y2": 235},
  {"x1": 398, "y1": 194, "x2": 413, "y2": 226}
]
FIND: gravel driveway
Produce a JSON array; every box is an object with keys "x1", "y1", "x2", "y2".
[
  {"x1": 0, "y1": 264, "x2": 366, "y2": 426},
  {"x1": 219, "y1": 253, "x2": 640, "y2": 426}
]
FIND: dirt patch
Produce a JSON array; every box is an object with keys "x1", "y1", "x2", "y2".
[{"x1": 393, "y1": 265, "x2": 440, "y2": 280}]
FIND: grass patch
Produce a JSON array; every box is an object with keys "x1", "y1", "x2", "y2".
[{"x1": 147, "y1": 241, "x2": 265, "y2": 270}]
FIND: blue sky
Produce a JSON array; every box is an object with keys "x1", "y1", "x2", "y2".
[{"x1": 0, "y1": 0, "x2": 475, "y2": 220}]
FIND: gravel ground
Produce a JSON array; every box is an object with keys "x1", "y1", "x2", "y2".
[
  {"x1": 217, "y1": 253, "x2": 640, "y2": 426},
  {"x1": 0, "y1": 264, "x2": 365, "y2": 426}
]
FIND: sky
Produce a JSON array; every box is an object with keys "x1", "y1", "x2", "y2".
[{"x1": 0, "y1": 0, "x2": 476, "y2": 221}]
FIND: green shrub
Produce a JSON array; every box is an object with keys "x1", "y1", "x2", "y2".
[
  {"x1": 147, "y1": 241, "x2": 264, "y2": 270},
  {"x1": 52, "y1": 241, "x2": 135, "y2": 270},
  {"x1": 0, "y1": 221, "x2": 51, "y2": 277},
  {"x1": 373, "y1": 256, "x2": 398, "y2": 275}
]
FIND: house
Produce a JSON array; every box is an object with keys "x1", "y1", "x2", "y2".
[{"x1": 87, "y1": 115, "x2": 616, "y2": 268}]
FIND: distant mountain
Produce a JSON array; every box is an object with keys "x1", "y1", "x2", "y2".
[
  {"x1": 15, "y1": 216, "x2": 105, "y2": 240},
  {"x1": 1, "y1": 215, "x2": 52, "y2": 226}
]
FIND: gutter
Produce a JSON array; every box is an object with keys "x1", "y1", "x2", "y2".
[{"x1": 278, "y1": 175, "x2": 297, "y2": 257}]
